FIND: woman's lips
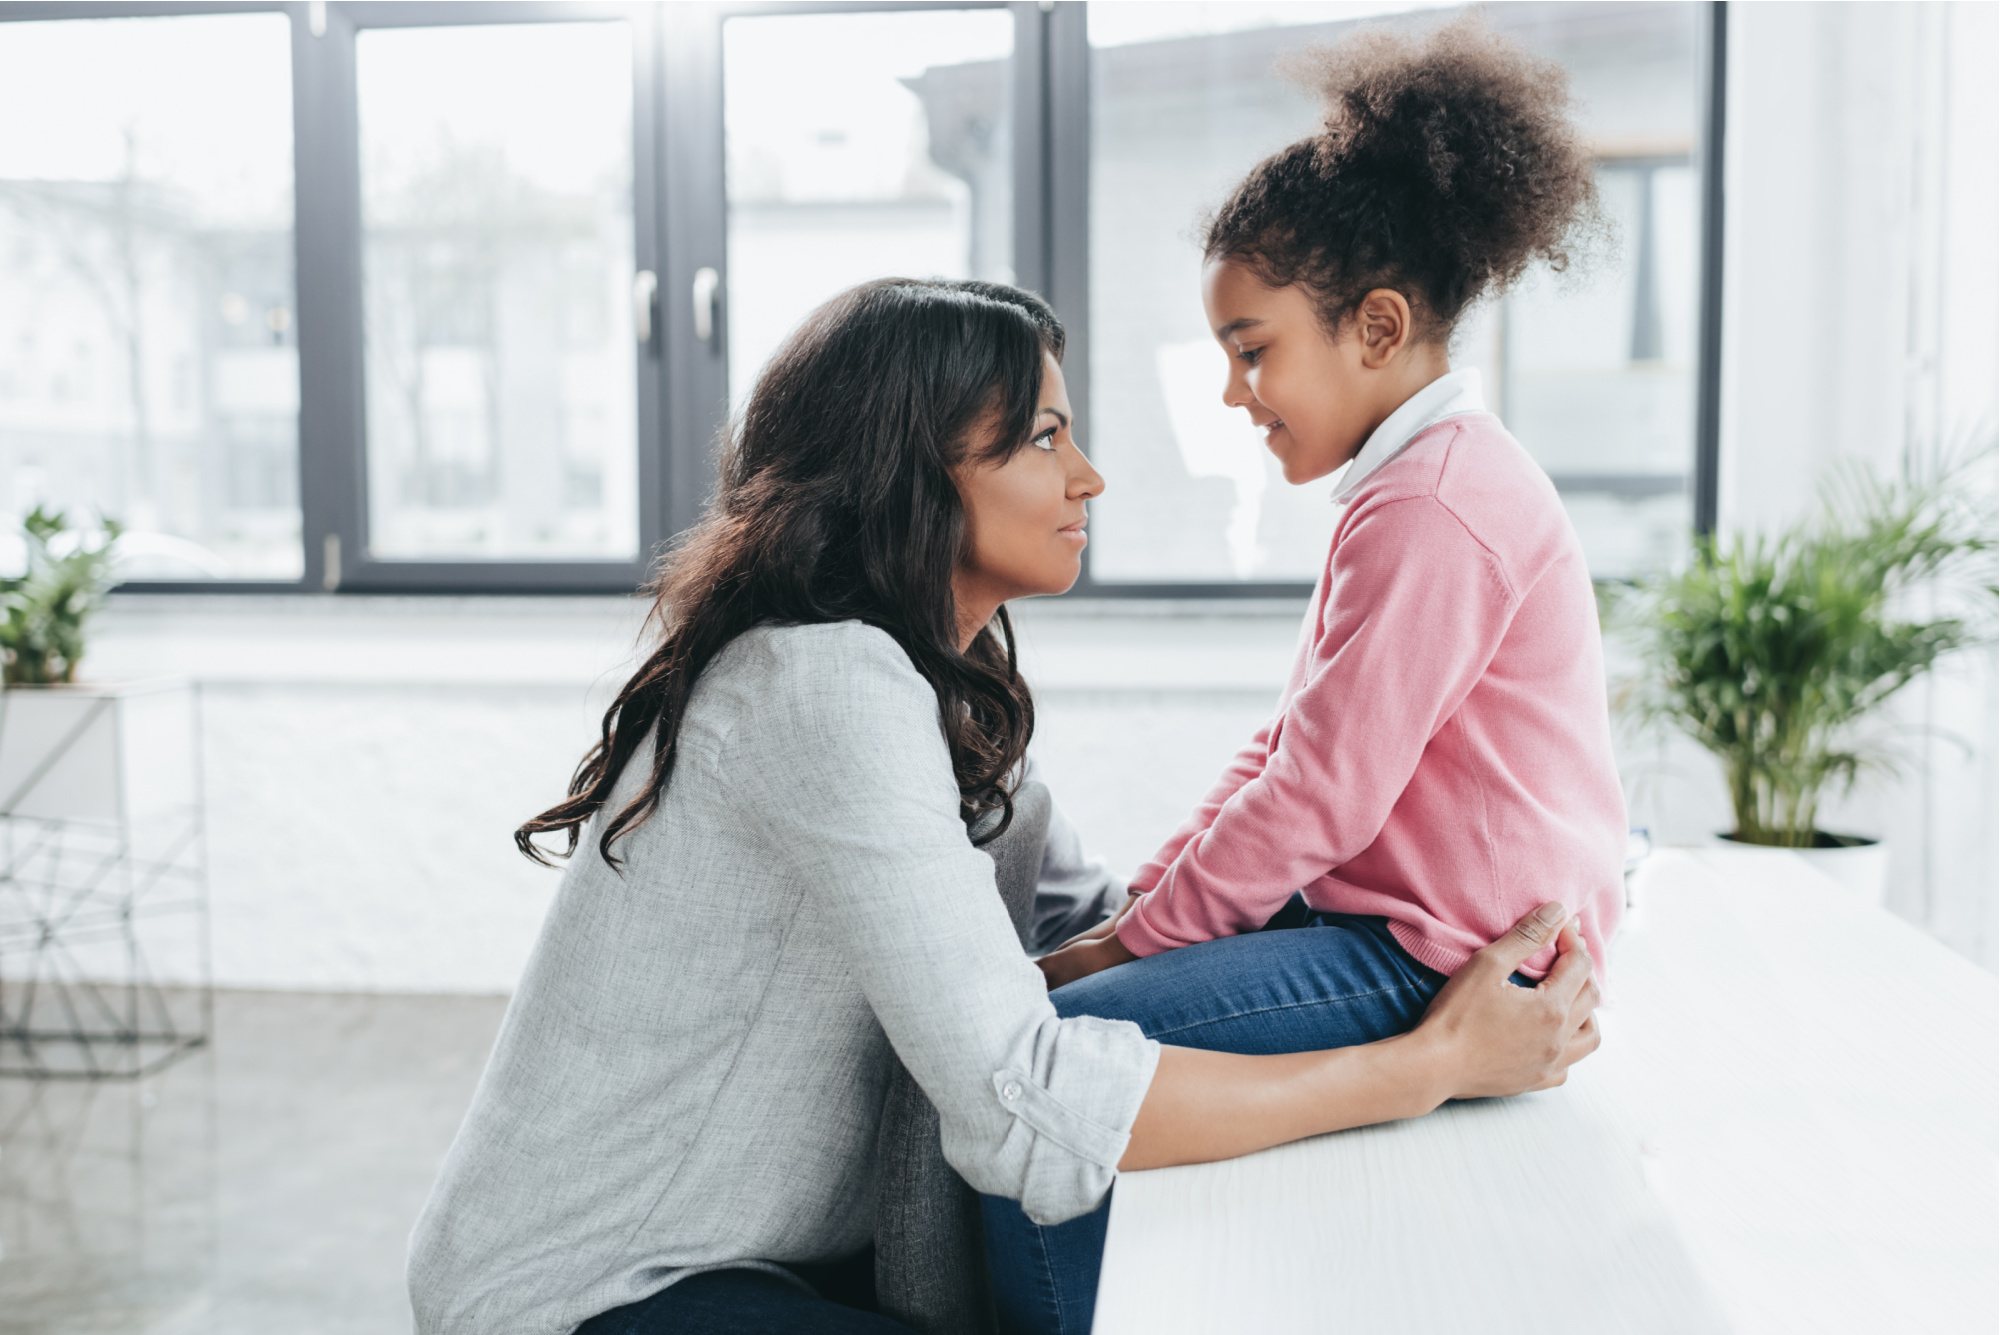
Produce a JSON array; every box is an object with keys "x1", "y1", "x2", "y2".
[
  {"x1": 1058, "y1": 522, "x2": 1088, "y2": 546},
  {"x1": 1263, "y1": 419, "x2": 1286, "y2": 440}
]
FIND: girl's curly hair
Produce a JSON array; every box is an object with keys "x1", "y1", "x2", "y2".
[{"x1": 1204, "y1": 13, "x2": 1608, "y2": 344}]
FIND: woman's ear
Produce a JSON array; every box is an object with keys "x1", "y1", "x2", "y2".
[{"x1": 1353, "y1": 289, "x2": 1413, "y2": 368}]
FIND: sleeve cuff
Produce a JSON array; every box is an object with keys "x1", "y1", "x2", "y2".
[
  {"x1": 1112, "y1": 894, "x2": 1178, "y2": 959},
  {"x1": 992, "y1": 1014, "x2": 1161, "y2": 1226}
]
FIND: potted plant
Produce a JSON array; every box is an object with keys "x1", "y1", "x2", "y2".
[
  {"x1": 0, "y1": 503, "x2": 126, "y2": 686},
  {"x1": 1607, "y1": 438, "x2": 1997, "y2": 904},
  {"x1": 0, "y1": 504, "x2": 164, "y2": 828}
]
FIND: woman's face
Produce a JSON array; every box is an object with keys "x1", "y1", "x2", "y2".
[
  {"x1": 1200, "y1": 256, "x2": 1389, "y2": 485},
  {"x1": 955, "y1": 352, "x2": 1103, "y2": 610}
]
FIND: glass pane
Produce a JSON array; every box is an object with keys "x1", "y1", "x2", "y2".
[
  {"x1": 1086, "y1": 2, "x2": 1704, "y2": 583},
  {"x1": 358, "y1": 21, "x2": 638, "y2": 561},
  {"x1": 0, "y1": 14, "x2": 299, "y2": 580},
  {"x1": 724, "y1": 9, "x2": 1016, "y2": 411}
]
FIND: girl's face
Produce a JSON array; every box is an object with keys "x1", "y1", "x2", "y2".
[
  {"x1": 1200, "y1": 257, "x2": 1417, "y2": 485},
  {"x1": 955, "y1": 352, "x2": 1103, "y2": 611}
]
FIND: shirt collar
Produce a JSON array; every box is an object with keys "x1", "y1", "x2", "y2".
[{"x1": 1330, "y1": 366, "x2": 1487, "y2": 503}]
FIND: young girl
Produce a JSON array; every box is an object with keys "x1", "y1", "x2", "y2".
[{"x1": 990, "y1": 17, "x2": 1627, "y2": 1330}]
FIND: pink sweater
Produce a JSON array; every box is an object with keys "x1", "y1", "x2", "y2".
[{"x1": 1114, "y1": 410, "x2": 1626, "y2": 988}]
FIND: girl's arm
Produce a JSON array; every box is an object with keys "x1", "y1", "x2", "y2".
[
  {"x1": 1126, "y1": 717, "x2": 1276, "y2": 895},
  {"x1": 1115, "y1": 495, "x2": 1520, "y2": 960}
]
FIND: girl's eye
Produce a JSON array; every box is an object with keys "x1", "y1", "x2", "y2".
[
  {"x1": 1235, "y1": 346, "x2": 1263, "y2": 366},
  {"x1": 1031, "y1": 426, "x2": 1059, "y2": 452}
]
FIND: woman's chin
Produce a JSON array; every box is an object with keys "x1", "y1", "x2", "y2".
[{"x1": 1039, "y1": 554, "x2": 1086, "y2": 598}]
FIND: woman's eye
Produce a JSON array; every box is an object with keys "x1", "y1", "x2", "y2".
[
  {"x1": 1031, "y1": 427, "x2": 1059, "y2": 452},
  {"x1": 1236, "y1": 347, "x2": 1263, "y2": 366}
]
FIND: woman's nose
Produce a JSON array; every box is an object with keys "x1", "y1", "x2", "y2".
[{"x1": 1068, "y1": 443, "x2": 1105, "y2": 499}]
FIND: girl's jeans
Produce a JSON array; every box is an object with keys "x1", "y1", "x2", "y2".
[{"x1": 979, "y1": 896, "x2": 1534, "y2": 1335}]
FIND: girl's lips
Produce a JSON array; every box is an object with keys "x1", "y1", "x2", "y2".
[{"x1": 1059, "y1": 526, "x2": 1088, "y2": 545}]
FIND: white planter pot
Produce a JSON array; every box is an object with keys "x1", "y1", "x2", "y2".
[
  {"x1": 1711, "y1": 832, "x2": 1891, "y2": 908},
  {"x1": 0, "y1": 676, "x2": 197, "y2": 825}
]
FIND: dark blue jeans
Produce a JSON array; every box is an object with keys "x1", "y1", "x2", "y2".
[
  {"x1": 979, "y1": 897, "x2": 1533, "y2": 1335},
  {"x1": 571, "y1": 1248, "x2": 913, "y2": 1334}
]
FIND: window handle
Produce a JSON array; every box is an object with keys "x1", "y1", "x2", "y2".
[
  {"x1": 691, "y1": 266, "x2": 720, "y2": 345},
  {"x1": 632, "y1": 269, "x2": 658, "y2": 349}
]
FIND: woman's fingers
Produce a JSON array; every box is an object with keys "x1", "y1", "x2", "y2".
[
  {"x1": 1568, "y1": 970, "x2": 1602, "y2": 1033},
  {"x1": 1535, "y1": 919, "x2": 1595, "y2": 1007},
  {"x1": 1479, "y1": 901, "x2": 1570, "y2": 978},
  {"x1": 1422, "y1": 914, "x2": 1605, "y2": 1101},
  {"x1": 1541, "y1": 1013, "x2": 1600, "y2": 1089}
]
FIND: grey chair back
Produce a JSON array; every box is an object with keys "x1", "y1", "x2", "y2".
[{"x1": 872, "y1": 780, "x2": 1051, "y2": 1334}]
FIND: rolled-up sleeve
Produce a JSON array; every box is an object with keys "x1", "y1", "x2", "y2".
[{"x1": 746, "y1": 625, "x2": 1162, "y2": 1225}]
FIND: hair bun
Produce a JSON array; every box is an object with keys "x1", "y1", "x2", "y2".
[{"x1": 1207, "y1": 13, "x2": 1606, "y2": 339}]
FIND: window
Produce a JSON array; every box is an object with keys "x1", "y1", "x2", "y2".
[
  {"x1": 0, "y1": 12, "x2": 299, "y2": 580},
  {"x1": 721, "y1": 7, "x2": 1018, "y2": 412},
  {"x1": 0, "y1": 2, "x2": 1718, "y2": 595},
  {"x1": 357, "y1": 20, "x2": 640, "y2": 562}
]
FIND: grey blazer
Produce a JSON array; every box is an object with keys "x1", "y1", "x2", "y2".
[{"x1": 407, "y1": 622, "x2": 1160, "y2": 1335}]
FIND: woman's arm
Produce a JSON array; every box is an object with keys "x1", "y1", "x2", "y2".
[{"x1": 1119, "y1": 905, "x2": 1598, "y2": 1171}]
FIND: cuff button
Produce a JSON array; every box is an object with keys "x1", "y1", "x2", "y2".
[{"x1": 1001, "y1": 1081, "x2": 1022, "y2": 1101}]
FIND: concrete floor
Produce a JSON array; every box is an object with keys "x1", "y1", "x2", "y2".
[{"x1": 0, "y1": 989, "x2": 506, "y2": 1335}]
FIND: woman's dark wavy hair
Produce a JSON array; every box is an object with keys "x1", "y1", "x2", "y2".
[
  {"x1": 1204, "y1": 13, "x2": 1607, "y2": 344},
  {"x1": 515, "y1": 277, "x2": 1064, "y2": 872}
]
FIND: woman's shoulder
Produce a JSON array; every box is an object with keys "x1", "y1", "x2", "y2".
[
  {"x1": 723, "y1": 619, "x2": 924, "y2": 687},
  {"x1": 709, "y1": 619, "x2": 939, "y2": 743}
]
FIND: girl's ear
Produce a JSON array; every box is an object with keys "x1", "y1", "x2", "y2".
[{"x1": 1353, "y1": 289, "x2": 1413, "y2": 368}]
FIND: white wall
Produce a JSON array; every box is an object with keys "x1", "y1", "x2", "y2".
[
  {"x1": 27, "y1": 595, "x2": 1301, "y2": 994},
  {"x1": 1706, "y1": 0, "x2": 1998, "y2": 964}
]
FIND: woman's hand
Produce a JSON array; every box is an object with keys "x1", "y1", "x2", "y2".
[
  {"x1": 1410, "y1": 902, "x2": 1601, "y2": 1103},
  {"x1": 1035, "y1": 929, "x2": 1139, "y2": 990}
]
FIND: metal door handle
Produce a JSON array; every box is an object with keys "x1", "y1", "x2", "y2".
[
  {"x1": 632, "y1": 269, "x2": 658, "y2": 347},
  {"x1": 692, "y1": 266, "x2": 720, "y2": 345}
]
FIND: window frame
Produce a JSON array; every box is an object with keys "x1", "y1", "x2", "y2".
[{"x1": 0, "y1": 0, "x2": 1724, "y2": 598}]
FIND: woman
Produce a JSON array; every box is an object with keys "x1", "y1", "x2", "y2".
[{"x1": 405, "y1": 278, "x2": 1599, "y2": 1335}]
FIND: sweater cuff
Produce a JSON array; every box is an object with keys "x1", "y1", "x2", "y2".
[{"x1": 1112, "y1": 893, "x2": 1181, "y2": 959}]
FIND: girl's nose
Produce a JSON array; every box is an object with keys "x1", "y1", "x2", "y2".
[{"x1": 1221, "y1": 369, "x2": 1252, "y2": 410}]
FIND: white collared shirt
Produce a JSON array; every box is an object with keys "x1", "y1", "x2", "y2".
[{"x1": 1329, "y1": 366, "x2": 1487, "y2": 504}]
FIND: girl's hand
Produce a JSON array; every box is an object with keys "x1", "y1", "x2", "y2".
[
  {"x1": 1035, "y1": 932, "x2": 1139, "y2": 991},
  {"x1": 1050, "y1": 889, "x2": 1143, "y2": 954},
  {"x1": 1411, "y1": 903, "x2": 1601, "y2": 1103}
]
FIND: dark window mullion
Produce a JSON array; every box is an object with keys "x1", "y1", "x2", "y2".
[
  {"x1": 629, "y1": 3, "x2": 669, "y2": 575},
  {"x1": 657, "y1": 4, "x2": 728, "y2": 544},
  {"x1": 293, "y1": 2, "x2": 365, "y2": 593},
  {"x1": 1693, "y1": 0, "x2": 1727, "y2": 539}
]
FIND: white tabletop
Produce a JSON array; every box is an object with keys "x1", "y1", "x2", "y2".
[{"x1": 1093, "y1": 848, "x2": 1999, "y2": 1334}]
